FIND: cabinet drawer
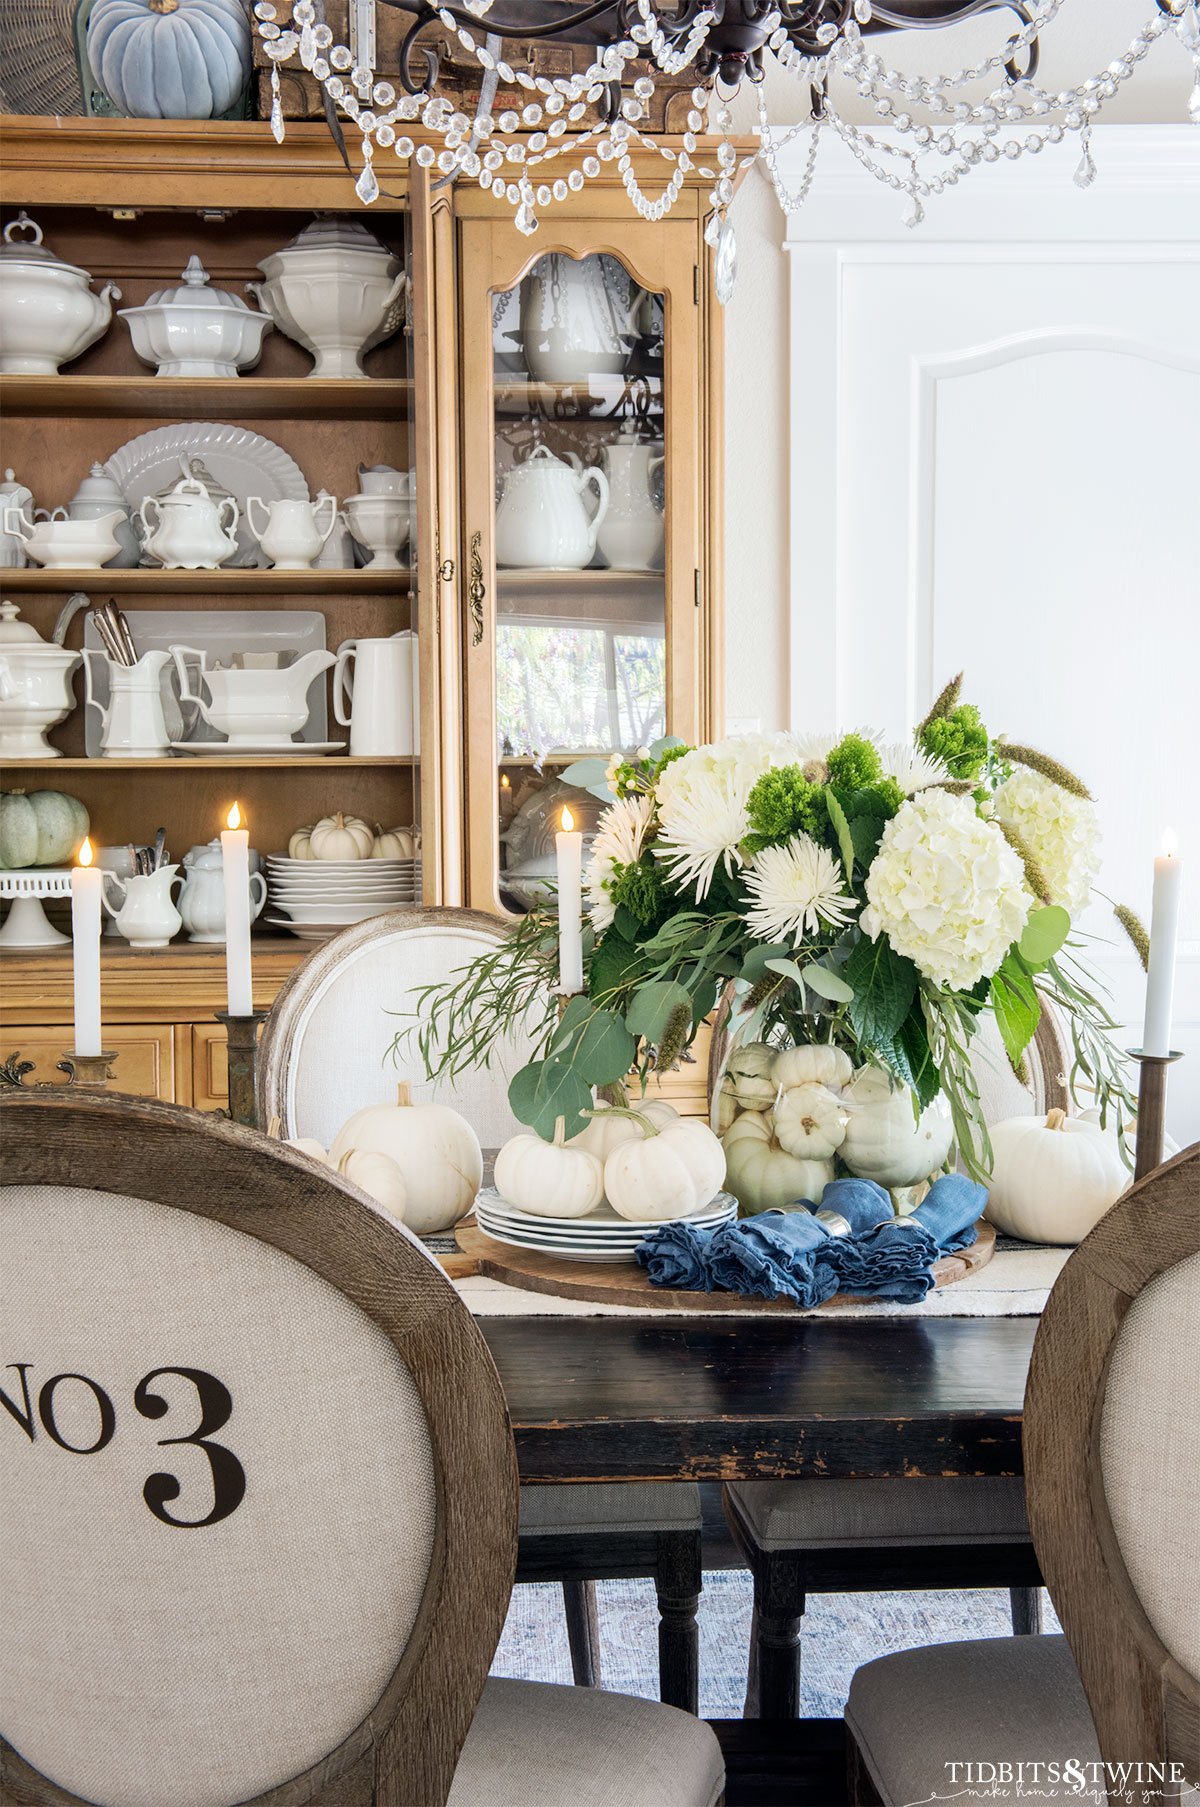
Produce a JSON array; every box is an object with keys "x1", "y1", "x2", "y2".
[
  {"x1": 3, "y1": 1024, "x2": 175, "y2": 1100},
  {"x1": 191, "y1": 1023, "x2": 229, "y2": 1113}
]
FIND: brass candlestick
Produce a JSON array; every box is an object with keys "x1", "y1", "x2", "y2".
[
  {"x1": 1128, "y1": 1048, "x2": 1183, "y2": 1182},
  {"x1": 0, "y1": 1049, "x2": 119, "y2": 1091},
  {"x1": 215, "y1": 1010, "x2": 268, "y2": 1129}
]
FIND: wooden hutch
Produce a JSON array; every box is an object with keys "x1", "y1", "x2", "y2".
[{"x1": 0, "y1": 117, "x2": 726, "y2": 1112}]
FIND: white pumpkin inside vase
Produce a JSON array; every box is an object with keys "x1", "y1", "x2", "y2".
[
  {"x1": 721, "y1": 1110, "x2": 833, "y2": 1214},
  {"x1": 985, "y1": 1108, "x2": 1129, "y2": 1244},
  {"x1": 329, "y1": 1081, "x2": 482, "y2": 1235},
  {"x1": 839, "y1": 1065, "x2": 954, "y2": 1188}
]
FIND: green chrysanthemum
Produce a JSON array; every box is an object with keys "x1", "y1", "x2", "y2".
[
  {"x1": 826, "y1": 732, "x2": 883, "y2": 791},
  {"x1": 920, "y1": 703, "x2": 990, "y2": 782}
]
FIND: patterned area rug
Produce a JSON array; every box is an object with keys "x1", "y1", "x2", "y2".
[{"x1": 492, "y1": 1572, "x2": 1060, "y2": 1717}]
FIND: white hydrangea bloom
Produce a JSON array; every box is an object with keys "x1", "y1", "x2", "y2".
[
  {"x1": 744, "y1": 834, "x2": 858, "y2": 944},
  {"x1": 583, "y1": 792, "x2": 654, "y2": 931},
  {"x1": 992, "y1": 766, "x2": 1100, "y2": 917},
  {"x1": 655, "y1": 732, "x2": 802, "y2": 899},
  {"x1": 861, "y1": 789, "x2": 1030, "y2": 990}
]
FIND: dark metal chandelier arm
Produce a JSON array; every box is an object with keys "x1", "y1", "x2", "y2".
[{"x1": 376, "y1": 0, "x2": 631, "y2": 44}]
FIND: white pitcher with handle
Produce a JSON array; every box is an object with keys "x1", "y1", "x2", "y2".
[
  {"x1": 102, "y1": 864, "x2": 183, "y2": 949},
  {"x1": 83, "y1": 648, "x2": 174, "y2": 758},
  {"x1": 333, "y1": 632, "x2": 417, "y2": 757},
  {"x1": 246, "y1": 494, "x2": 337, "y2": 571}
]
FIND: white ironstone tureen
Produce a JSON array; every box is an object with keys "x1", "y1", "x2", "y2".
[
  {"x1": 0, "y1": 213, "x2": 120, "y2": 376},
  {"x1": 119, "y1": 255, "x2": 273, "y2": 379}
]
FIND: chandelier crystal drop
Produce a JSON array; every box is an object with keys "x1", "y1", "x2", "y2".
[{"x1": 254, "y1": 0, "x2": 1199, "y2": 301}]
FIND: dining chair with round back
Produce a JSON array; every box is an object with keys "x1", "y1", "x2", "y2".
[
  {"x1": 844, "y1": 1139, "x2": 1199, "y2": 1805},
  {"x1": 716, "y1": 1002, "x2": 1071, "y2": 1716},
  {"x1": 256, "y1": 905, "x2": 705, "y2": 1712},
  {"x1": 0, "y1": 1089, "x2": 725, "y2": 1807}
]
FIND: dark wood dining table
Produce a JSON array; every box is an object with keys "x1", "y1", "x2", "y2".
[{"x1": 479, "y1": 1313, "x2": 1037, "y2": 1485}]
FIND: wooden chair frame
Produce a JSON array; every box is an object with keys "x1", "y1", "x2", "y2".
[
  {"x1": 0, "y1": 1089, "x2": 519, "y2": 1807},
  {"x1": 255, "y1": 906, "x2": 704, "y2": 1713},
  {"x1": 1024, "y1": 1141, "x2": 1200, "y2": 1783}
]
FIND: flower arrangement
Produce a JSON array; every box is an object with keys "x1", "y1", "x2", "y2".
[{"x1": 402, "y1": 677, "x2": 1141, "y2": 1180}]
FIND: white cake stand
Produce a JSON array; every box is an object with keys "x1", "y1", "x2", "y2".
[{"x1": 0, "y1": 870, "x2": 73, "y2": 948}]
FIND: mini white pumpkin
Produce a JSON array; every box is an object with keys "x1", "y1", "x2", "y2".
[
  {"x1": 725, "y1": 1042, "x2": 778, "y2": 1110},
  {"x1": 372, "y1": 825, "x2": 416, "y2": 859},
  {"x1": 722, "y1": 1112, "x2": 833, "y2": 1214},
  {"x1": 712, "y1": 1076, "x2": 740, "y2": 1136},
  {"x1": 840, "y1": 1065, "x2": 954, "y2": 1187},
  {"x1": 336, "y1": 1148, "x2": 408, "y2": 1223},
  {"x1": 329, "y1": 1081, "x2": 482, "y2": 1235},
  {"x1": 266, "y1": 1114, "x2": 330, "y2": 1166},
  {"x1": 985, "y1": 1108, "x2": 1129, "y2": 1244},
  {"x1": 494, "y1": 1117, "x2": 604, "y2": 1220},
  {"x1": 1077, "y1": 1106, "x2": 1179, "y2": 1164},
  {"x1": 571, "y1": 1097, "x2": 678, "y2": 1166},
  {"x1": 306, "y1": 812, "x2": 376, "y2": 861},
  {"x1": 773, "y1": 1082, "x2": 849, "y2": 1161},
  {"x1": 603, "y1": 1115, "x2": 726, "y2": 1223},
  {"x1": 772, "y1": 1044, "x2": 854, "y2": 1093}
]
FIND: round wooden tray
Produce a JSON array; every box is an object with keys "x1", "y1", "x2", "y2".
[{"x1": 454, "y1": 1217, "x2": 995, "y2": 1312}]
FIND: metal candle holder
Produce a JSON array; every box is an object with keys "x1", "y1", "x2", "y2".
[
  {"x1": 215, "y1": 1010, "x2": 268, "y2": 1129},
  {"x1": 1128, "y1": 1048, "x2": 1183, "y2": 1182},
  {"x1": 0, "y1": 1049, "x2": 119, "y2": 1091}
]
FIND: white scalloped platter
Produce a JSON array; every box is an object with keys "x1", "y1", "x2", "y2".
[{"x1": 103, "y1": 423, "x2": 309, "y2": 567}]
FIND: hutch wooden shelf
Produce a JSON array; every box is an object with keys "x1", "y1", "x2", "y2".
[{"x1": 0, "y1": 116, "x2": 727, "y2": 1111}]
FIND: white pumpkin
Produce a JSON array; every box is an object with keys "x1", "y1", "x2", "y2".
[
  {"x1": 329, "y1": 1081, "x2": 482, "y2": 1234},
  {"x1": 712, "y1": 1076, "x2": 740, "y2": 1136},
  {"x1": 604, "y1": 1116, "x2": 726, "y2": 1223},
  {"x1": 494, "y1": 1117, "x2": 604, "y2": 1220},
  {"x1": 773, "y1": 1082, "x2": 849, "y2": 1160},
  {"x1": 772, "y1": 1044, "x2": 854, "y2": 1092},
  {"x1": 1077, "y1": 1106, "x2": 1179, "y2": 1164},
  {"x1": 722, "y1": 1112, "x2": 833, "y2": 1214},
  {"x1": 336, "y1": 1148, "x2": 408, "y2": 1223},
  {"x1": 985, "y1": 1109, "x2": 1129, "y2": 1244},
  {"x1": 571, "y1": 1098, "x2": 678, "y2": 1166},
  {"x1": 307, "y1": 812, "x2": 375, "y2": 861},
  {"x1": 725, "y1": 1042, "x2": 778, "y2": 1110},
  {"x1": 265, "y1": 1114, "x2": 330, "y2": 1167},
  {"x1": 840, "y1": 1065, "x2": 954, "y2": 1187},
  {"x1": 372, "y1": 826, "x2": 416, "y2": 860}
]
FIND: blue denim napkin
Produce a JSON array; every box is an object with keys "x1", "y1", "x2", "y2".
[
  {"x1": 814, "y1": 1171, "x2": 986, "y2": 1303},
  {"x1": 637, "y1": 1209, "x2": 839, "y2": 1307},
  {"x1": 910, "y1": 1172, "x2": 987, "y2": 1253},
  {"x1": 808, "y1": 1176, "x2": 895, "y2": 1234}
]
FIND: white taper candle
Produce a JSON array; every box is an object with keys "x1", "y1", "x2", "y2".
[
  {"x1": 556, "y1": 804, "x2": 584, "y2": 997},
  {"x1": 221, "y1": 801, "x2": 253, "y2": 1018},
  {"x1": 71, "y1": 837, "x2": 103, "y2": 1057},
  {"x1": 1142, "y1": 829, "x2": 1183, "y2": 1058}
]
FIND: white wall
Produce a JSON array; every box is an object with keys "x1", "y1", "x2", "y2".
[{"x1": 722, "y1": 0, "x2": 1195, "y2": 734}]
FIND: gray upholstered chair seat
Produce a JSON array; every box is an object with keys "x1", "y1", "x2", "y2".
[
  {"x1": 726, "y1": 1475, "x2": 1030, "y2": 1550},
  {"x1": 521, "y1": 1483, "x2": 702, "y2": 1537},
  {"x1": 449, "y1": 1677, "x2": 725, "y2": 1807},
  {"x1": 846, "y1": 1635, "x2": 1096, "y2": 1807}
]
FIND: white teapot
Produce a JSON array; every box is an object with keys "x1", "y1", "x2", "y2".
[
  {"x1": 138, "y1": 475, "x2": 239, "y2": 571},
  {"x1": 0, "y1": 212, "x2": 120, "y2": 376},
  {"x1": 179, "y1": 838, "x2": 267, "y2": 943},
  {"x1": 494, "y1": 446, "x2": 609, "y2": 571}
]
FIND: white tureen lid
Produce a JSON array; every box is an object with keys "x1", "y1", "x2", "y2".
[
  {"x1": 268, "y1": 217, "x2": 397, "y2": 258},
  {"x1": 140, "y1": 255, "x2": 260, "y2": 315},
  {"x1": 0, "y1": 599, "x2": 52, "y2": 646},
  {"x1": 0, "y1": 212, "x2": 92, "y2": 281}
]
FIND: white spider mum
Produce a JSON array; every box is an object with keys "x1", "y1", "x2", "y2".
[
  {"x1": 879, "y1": 741, "x2": 952, "y2": 795},
  {"x1": 584, "y1": 792, "x2": 654, "y2": 931},
  {"x1": 743, "y1": 835, "x2": 858, "y2": 944},
  {"x1": 655, "y1": 733, "x2": 800, "y2": 899}
]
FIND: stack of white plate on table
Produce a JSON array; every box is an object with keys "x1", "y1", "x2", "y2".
[
  {"x1": 473, "y1": 1187, "x2": 738, "y2": 1265},
  {"x1": 265, "y1": 856, "x2": 421, "y2": 941}
]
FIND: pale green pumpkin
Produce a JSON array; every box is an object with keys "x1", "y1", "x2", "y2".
[{"x1": 0, "y1": 790, "x2": 89, "y2": 869}]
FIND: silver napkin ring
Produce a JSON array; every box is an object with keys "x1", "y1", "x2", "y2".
[
  {"x1": 814, "y1": 1208, "x2": 853, "y2": 1237},
  {"x1": 890, "y1": 1214, "x2": 925, "y2": 1228}
]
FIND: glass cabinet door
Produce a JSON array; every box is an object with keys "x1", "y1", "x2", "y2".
[{"x1": 459, "y1": 221, "x2": 702, "y2": 914}]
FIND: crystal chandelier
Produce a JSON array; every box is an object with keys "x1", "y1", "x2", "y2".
[{"x1": 254, "y1": 0, "x2": 1200, "y2": 299}]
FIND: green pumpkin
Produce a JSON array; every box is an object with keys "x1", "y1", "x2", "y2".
[
  {"x1": 0, "y1": 790, "x2": 90, "y2": 869},
  {"x1": 87, "y1": 0, "x2": 250, "y2": 121}
]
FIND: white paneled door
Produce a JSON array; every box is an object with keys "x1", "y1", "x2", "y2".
[{"x1": 784, "y1": 128, "x2": 1200, "y2": 1141}]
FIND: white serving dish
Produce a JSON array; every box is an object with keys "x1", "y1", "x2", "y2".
[
  {"x1": 477, "y1": 1193, "x2": 736, "y2": 1234},
  {"x1": 247, "y1": 218, "x2": 407, "y2": 379},
  {"x1": 0, "y1": 212, "x2": 119, "y2": 375},
  {"x1": 82, "y1": 611, "x2": 328, "y2": 754},
  {"x1": 120, "y1": 255, "x2": 273, "y2": 378},
  {"x1": 0, "y1": 599, "x2": 81, "y2": 758},
  {"x1": 4, "y1": 507, "x2": 124, "y2": 570},
  {"x1": 104, "y1": 423, "x2": 308, "y2": 570}
]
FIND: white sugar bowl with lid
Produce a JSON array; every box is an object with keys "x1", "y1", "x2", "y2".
[
  {"x1": 0, "y1": 599, "x2": 81, "y2": 758},
  {"x1": 0, "y1": 212, "x2": 120, "y2": 375},
  {"x1": 119, "y1": 254, "x2": 273, "y2": 379},
  {"x1": 247, "y1": 218, "x2": 407, "y2": 379}
]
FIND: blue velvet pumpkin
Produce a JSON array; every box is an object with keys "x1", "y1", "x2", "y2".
[{"x1": 87, "y1": 0, "x2": 251, "y2": 120}]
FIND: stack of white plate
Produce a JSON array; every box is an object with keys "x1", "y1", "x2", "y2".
[
  {"x1": 265, "y1": 856, "x2": 421, "y2": 941},
  {"x1": 473, "y1": 1187, "x2": 738, "y2": 1265}
]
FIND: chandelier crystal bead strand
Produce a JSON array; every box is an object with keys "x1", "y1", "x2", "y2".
[{"x1": 254, "y1": 0, "x2": 1200, "y2": 298}]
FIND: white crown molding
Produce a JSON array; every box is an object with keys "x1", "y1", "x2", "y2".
[{"x1": 771, "y1": 124, "x2": 1200, "y2": 243}]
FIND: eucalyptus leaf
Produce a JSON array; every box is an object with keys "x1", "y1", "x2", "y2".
[
  {"x1": 508, "y1": 1059, "x2": 593, "y2": 1141},
  {"x1": 649, "y1": 736, "x2": 686, "y2": 759},
  {"x1": 801, "y1": 963, "x2": 855, "y2": 1004},
  {"x1": 1018, "y1": 904, "x2": 1071, "y2": 970},
  {"x1": 626, "y1": 980, "x2": 694, "y2": 1045},
  {"x1": 765, "y1": 957, "x2": 809, "y2": 989},
  {"x1": 560, "y1": 757, "x2": 610, "y2": 790},
  {"x1": 740, "y1": 941, "x2": 792, "y2": 983},
  {"x1": 549, "y1": 996, "x2": 637, "y2": 1086},
  {"x1": 825, "y1": 788, "x2": 857, "y2": 880}
]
